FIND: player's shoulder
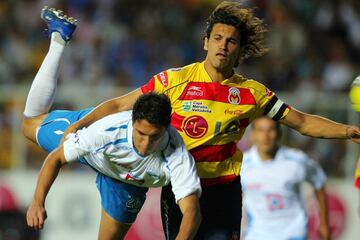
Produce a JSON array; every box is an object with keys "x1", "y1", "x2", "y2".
[
  {"x1": 231, "y1": 73, "x2": 274, "y2": 95},
  {"x1": 242, "y1": 147, "x2": 258, "y2": 165},
  {"x1": 95, "y1": 110, "x2": 132, "y2": 129},
  {"x1": 169, "y1": 62, "x2": 200, "y2": 76},
  {"x1": 278, "y1": 146, "x2": 309, "y2": 164},
  {"x1": 153, "y1": 63, "x2": 200, "y2": 89}
]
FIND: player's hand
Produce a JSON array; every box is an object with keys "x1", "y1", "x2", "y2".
[
  {"x1": 26, "y1": 201, "x2": 47, "y2": 230},
  {"x1": 347, "y1": 126, "x2": 360, "y2": 144},
  {"x1": 60, "y1": 123, "x2": 78, "y2": 144},
  {"x1": 318, "y1": 223, "x2": 331, "y2": 240}
]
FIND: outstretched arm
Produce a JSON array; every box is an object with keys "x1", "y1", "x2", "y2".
[
  {"x1": 176, "y1": 193, "x2": 202, "y2": 240},
  {"x1": 280, "y1": 108, "x2": 360, "y2": 144},
  {"x1": 60, "y1": 88, "x2": 143, "y2": 143},
  {"x1": 314, "y1": 186, "x2": 331, "y2": 240},
  {"x1": 26, "y1": 145, "x2": 68, "y2": 230}
]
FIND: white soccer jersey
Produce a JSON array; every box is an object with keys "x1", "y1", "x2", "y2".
[
  {"x1": 63, "y1": 111, "x2": 201, "y2": 202},
  {"x1": 241, "y1": 146, "x2": 326, "y2": 240}
]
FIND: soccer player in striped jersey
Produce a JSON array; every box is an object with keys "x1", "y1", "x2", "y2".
[
  {"x1": 22, "y1": 7, "x2": 201, "y2": 239},
  {"x1": 62, "y1": 1, "x2": 360, "y2": 239},
  {"x1": 241, "y1": 117, "x2": 330, "y2": 240}
]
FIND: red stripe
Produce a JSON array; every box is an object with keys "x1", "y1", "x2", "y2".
[
  {"x1": 178, "y1": 82, "x2": 256, "y2": 105},
  {"x1": 190, "y1": 143, "x2": 237, "y2": 162},
  {"x1": 355, "y1": 177, "x2": 360, "y2": 189},
  {"x1": 141, "y1": 77, "x2": 155, "y2": 93},
  {"x1": 201, "y1": 174, "x2": 238, "y2": 187},
  {"x1": 171, "y1": 112, "x2": 185, "y2": 132}
]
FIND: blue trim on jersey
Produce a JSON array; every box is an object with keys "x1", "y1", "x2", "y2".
[
  {"x1": 96, "y1": 173, "x2": 148, "y2": 223},
  {"x1": 105, "y1": 124, "x2": 127, "y2": 132},
  {"x1": 95, "y1": 138, "x2": 128, "y2": 153},
  {"x1": 37, "y1": 108, "x2": 93, "y2": 152}
]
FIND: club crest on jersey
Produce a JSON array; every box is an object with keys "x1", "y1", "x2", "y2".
[
  {"x1": 228, "y1": 87, "x2": 241, "y2": 104},
  {"x1": 156, "y1": 71, "x2": 168, "y2": 87},
  {"x1": 182, "y1": 115, "x2": 208, "y2": 138}
]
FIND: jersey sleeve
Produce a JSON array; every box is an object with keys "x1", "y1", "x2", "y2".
[
  {"x1": 165, "y1": 127, "x2": 202, "y2": 203},
  {"x1": 140, "y1": 68, "x2": 184, "y2": 96},
  {"x1": 63, "y1": 120, "x2": 111, "y2": 162},
  {"x1": 247, "y1": 80, "x2": 291, "y2": 121},
  {"x1": 304, "y1": 156, "x2": 327, "y2": 190},
  {"x1": 63, "y1": 131, "x2": 93, "y2": 162}
]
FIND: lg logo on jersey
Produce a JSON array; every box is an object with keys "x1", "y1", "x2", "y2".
[{"x1": 182, "y1": 115, "x2": 208, "y2": 138}]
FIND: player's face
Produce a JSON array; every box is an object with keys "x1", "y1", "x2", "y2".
[
  {"x1": 203, "y1": 23, "x2": 241, "y2": 73},
  {"x1": 132, "y1": 119, "x2": 166, "y2": 156},
  {"x1": 251, "y1": 118, "x2": 279, "y2": 155}
]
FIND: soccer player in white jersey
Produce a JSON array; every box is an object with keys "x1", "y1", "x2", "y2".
[
  {"x1": 22, "y1": 7, "x2": 201, "y2": 239},
  {"x1": 241, "y1": 117, "x2": 330, "y2": 240}
]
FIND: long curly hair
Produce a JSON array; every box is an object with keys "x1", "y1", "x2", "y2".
[{"x1": 205, "y1": 1, "x2": 269, "y2": 63}]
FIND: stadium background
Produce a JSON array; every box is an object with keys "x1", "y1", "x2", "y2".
[{"x1": 0, "y1": 0, "x2": 359, "y2": 239}]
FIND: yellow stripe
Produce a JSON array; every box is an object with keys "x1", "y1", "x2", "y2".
[
  {"x1": 355, "y1": 169, "x2": 360, "y2": 178},
  {"x1": 196, "y1": 150, "x2": 242, "y2": 179}
]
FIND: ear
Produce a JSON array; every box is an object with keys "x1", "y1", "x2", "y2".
[{"x1": 203, "y1": 37, "x2": 209, "y2": 51}]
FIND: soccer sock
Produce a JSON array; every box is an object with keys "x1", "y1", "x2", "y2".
[{"x1": 23, "y1": 32, "x2": 66, "y2": 117}]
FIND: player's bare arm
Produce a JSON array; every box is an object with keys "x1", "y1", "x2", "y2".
[
  {"x1": 176, "y1": 193, "x2": 202, "y2": 240},
  {"x1": 315, "y1": 186, "x2": 331, "y2": 240},
  {"x1": 61, "y1": 88, "x2": 143, "y2": 143},
  {"x1": 27, "y1": 145, "x2": 67, "y2": 230},
  {"x1": 280, "y1": 108, "x2": 360, "y2": 143}
]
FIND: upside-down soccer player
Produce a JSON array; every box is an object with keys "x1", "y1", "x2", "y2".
[
  {"x1": 22, "y1": 7, "x2": 202, "y2": 240},
  {"x1": 60, "y1": 2, "x2": 360, "y2": 239}
]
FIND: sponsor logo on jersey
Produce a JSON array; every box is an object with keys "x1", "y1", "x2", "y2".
[
  {"x1": 266, "y1": 193, "x2": 284, "y2": 211},
  {"x1": 156, "y1": 71, "x2": 168, "y2": 87},
  {"x1": 186, "y1": 86, "x2": 204, "y2": 97},
  {"x1": 125, "y1": 173, "x2": 145, "y2": 185},
  {"x1": 266, "y1": 88, "x2": 272, "y2": 96},
  {"x1": 228, "y1": 87, "x2": 241, "y2": 104},
  {"x1": 125, "y1": 194, "x2": 142, "y2": 212},
  {"x1": 182, "y1": 101, "x2": 211, "y2": 113},
  {"x1": 182, "y1": 115, "x2": 208, "y2": 138},
  {"x1": 224, "y1": 109, "x2": 242, "y2": 116},
  {"x1": 182, "y1": 102, "x2": 192, "y2": 112}
]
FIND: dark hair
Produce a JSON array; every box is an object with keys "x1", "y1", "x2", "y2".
[
  {"x1": 204, "y1": 1, "x2": 269, "y2": 62},
  {"x1": 132, "y1": 92, "x2": 172, "y2": 128}
]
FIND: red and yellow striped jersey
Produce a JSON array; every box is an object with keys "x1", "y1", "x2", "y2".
[{"x1": 141, "y1": 62, "x2": 290, "y2": 186}]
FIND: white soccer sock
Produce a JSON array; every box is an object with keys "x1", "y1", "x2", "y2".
[{"x1": 23, "y1": 32, "x2": 66, "y2": 117}]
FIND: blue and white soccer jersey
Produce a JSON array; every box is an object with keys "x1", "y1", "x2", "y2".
[
  {"x1": 241, "y1": 146, "x2": 326, "y2": 240},
  {"x1": 37, "y1": 110, "x2": 201, "y2": 223}
]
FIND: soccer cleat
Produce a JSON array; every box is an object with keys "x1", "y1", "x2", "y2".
[{"x1": 41, "y1": 6, "x2": 77, "y2": 42}]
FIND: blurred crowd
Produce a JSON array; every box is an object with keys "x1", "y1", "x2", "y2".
[
  {"x1": 1, "y1": 0, "x2": 359, "y2": 89},
  {"x1": 0, "y1": 0, "x2": 359, "y2": 172}
]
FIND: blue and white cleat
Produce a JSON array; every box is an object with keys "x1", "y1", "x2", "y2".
[{"x1": 41, "y1": 6, "x2": 77, "y2": 42}]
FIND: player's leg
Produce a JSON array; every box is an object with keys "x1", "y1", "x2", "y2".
[
  {"x1": 98, "y1": 209, "x2": 131, "y2": 240},
  {"x1": 22, "y1": 7, "x2": 77, "y2": 143},
  {"x1": 197, "y1": 178, "x2": 242, "y2": 240},
  {"x1": 161, "y1": 184, "x2": 183, "y2": 240},
  {"x1": 96, "y1": 174, "x2": 148, "y2": 239}
]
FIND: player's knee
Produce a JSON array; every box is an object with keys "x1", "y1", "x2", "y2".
[
  {"x1": 21, "y1": 116, "x2": 43, "y2": 142},
  {"x1": 21, "y1": 117, "x2": 33, "y2": 140}
]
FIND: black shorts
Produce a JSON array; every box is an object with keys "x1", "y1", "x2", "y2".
[{"x1": 161, "y1": 176, "x2": 242, "y2": 240}]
